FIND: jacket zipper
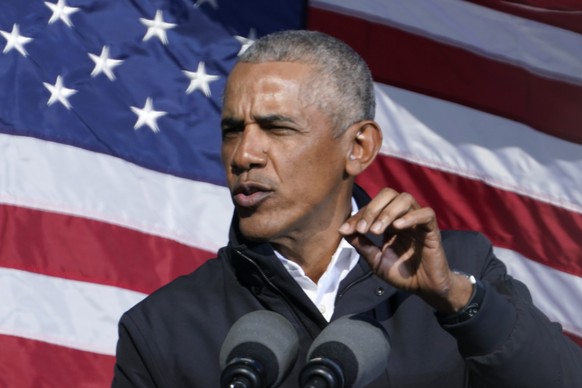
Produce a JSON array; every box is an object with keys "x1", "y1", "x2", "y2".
[{"x1": 336, "y1": 269, "x2": 374, "y2": 300}]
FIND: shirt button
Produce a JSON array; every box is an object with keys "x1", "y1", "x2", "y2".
[
  {"x1": 375, "y1": 287, "x2": 385, "y2": 296},
  {"x1": 318, "y1": 304, "x2": 326, "y2": 314}
]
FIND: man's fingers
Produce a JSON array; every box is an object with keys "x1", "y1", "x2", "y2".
[
  {"x1": 357, "y1": 188, "x2": 400, "y2": 233},
  {"x1": 368, "y1": 192, "x2": 420, "y2": 234},
  {"x1": 346, "y1": 233, "x2": 401, "y2": 277},
  {"x1": 391, "y1": 207, "x2": 437, "y2": 232},
  {"x1": 339, "y1": 188, "x2": 397, "y2": 234},
  {"x1": 344, "y1": 233, "x2": 381, "y2": 262},
  {"x1": 339, "y1": 189, "x2": 421, "y2": 236}
]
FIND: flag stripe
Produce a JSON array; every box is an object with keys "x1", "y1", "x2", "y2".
[
  {"x1": 372, "y1": 83, "x2": 582, "y2": 212},
  {"x1": 0, "y1": 268, "x2": 145, "y2": 355},
  {"x1": 1, "y1": 133, "x2": 232, "y2": 251},
  {"x1": 466, "y1": 0, "x2": 582, "y2": 34},
  {"x1": 566, "y1": 333, "x2": 582, "y2": 349},
  {"x1": 497, "y1": 247, "x2": 582, "y2": 339},
  {"x1": 310, "y1": 0, "x2": 582, "y2": 82},
  {"x1": 0, "y1": 334, "x2": 115, "y2": 388},
  {"x1": 0, "y1": 204, "x2": 212, "y2": 294},
  {"x1": 308, "y1": 3, "x2": 582, "y2": 143}
]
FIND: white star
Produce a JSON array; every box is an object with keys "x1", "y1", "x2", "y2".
[
  {"x1": 43, "y1": 75, "x2": 77, "y2": 109},
  {"x1": 131, "y1": 97, "x2": 167, "y2": 133},
  {"x1": 140, "y1": 10, "x2": 176, "y2": 45},
  {"x1": 0, "y1": 24, "x2": 33, "y2": 57},
  {"x1": 234, "y1": 29, "x2": 256, "y2": 56},
  {"x1": 194, "y1": 0, "x2": 219, "y2": 9},
  {"x1": 45, "y1": 0, "x2": 80, "y2": 28},
  {"x1": 183, "y1": 62, "x2": 220, "y2": 97},
  {"x1": 89, "y1": 46, "x2": 124, "y2": 81}
]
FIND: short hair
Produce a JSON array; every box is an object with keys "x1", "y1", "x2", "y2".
[{"x1": 238, "y1": 30, "x2": 375, "y2": 136}]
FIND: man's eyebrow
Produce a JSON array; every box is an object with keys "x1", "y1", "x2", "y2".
[
  {"x1": 220, "y1": 117, "x2": 243, "y2": 128},
  {"x1": 220, "y1": 115, "x2": 298, "y2": 128},
  {"x1": 254, "y1": 114, "x2": 298, "y2": 125}
]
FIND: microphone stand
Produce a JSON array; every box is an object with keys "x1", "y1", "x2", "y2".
[
  {"x1": 299, "y1": 357, "x2": 345, "y2": 388},
  {"x1": 221, "y1": 357, "x2": 264, "y2": 388}
]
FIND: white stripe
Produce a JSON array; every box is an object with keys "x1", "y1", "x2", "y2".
[
  {"x1": 312, "y1": 0, "x2": 582, "y2": 84},
  {"x1": 496, "y1": 247, "x2": 582, "y2": 338},
  {"x1": 0, "y1": 268, "x2": 146, "y2": 355},
  {"x1": 374, "y1": 82, "x2": 582, "y2": 213},
  {"x1": 0, "y1": 133, "x2": 233, "y2": 251}
]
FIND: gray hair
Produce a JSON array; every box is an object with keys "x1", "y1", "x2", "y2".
[{"x1": 238, "y1": 30, "x2": 375, "y2": 136}]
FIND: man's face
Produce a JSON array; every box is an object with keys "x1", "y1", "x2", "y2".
[{"x1": 221, "y1": 61, "x2": 352, "y2": 243}]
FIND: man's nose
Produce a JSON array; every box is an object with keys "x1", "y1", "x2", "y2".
[{"x1": 230, "y1": 126, "x2": 268, "y2": 173}]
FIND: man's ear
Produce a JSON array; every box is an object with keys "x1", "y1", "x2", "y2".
[{"x1": 345, "y1": 120, "x2": 382, "y2": 177}]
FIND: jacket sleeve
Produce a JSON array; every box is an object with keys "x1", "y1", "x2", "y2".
[
  {"x1": 441, "y1": 232, "x2": 582, "y2": 388},
  {"x1": 111, "y1": 311, "x2": 165, "y2": 388}
]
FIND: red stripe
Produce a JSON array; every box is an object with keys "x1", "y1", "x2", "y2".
[
  {"x1": 566, "y1": 332, "x2": 582, "y2": 348},
  {"x1": 501, "y1": 0, "x2": 582, "y2": 8},
  {"x1": 356, "y1": 155, "x2": 582, "y2": 278},
  {"x1": 307, "y1": 7, "x2": 582, "y2": 144},
  {"x1": 0, "y1": 334, "x2": 115, "y2": 388},
  {"x1": 0, "y1": 204, "x2": 214, "y2": 294},
  {"x1": 467, "y1": 0, "x2": 582, "y2": 34}
]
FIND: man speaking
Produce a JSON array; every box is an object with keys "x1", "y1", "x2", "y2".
[{"x1": 112, "y1": 30, "x2": 582, "y2": 387}]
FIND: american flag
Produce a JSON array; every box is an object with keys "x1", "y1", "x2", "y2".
[{"x1": 1, "y1": 0, "x2": 580, "y2": 386}]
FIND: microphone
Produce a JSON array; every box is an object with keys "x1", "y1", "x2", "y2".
[
  {"x1": 219, "y1": 310, "x2": 299, "y2": 388},
  {"x1": 299, "y1": 314, "x2": 390, "y2": 388}
]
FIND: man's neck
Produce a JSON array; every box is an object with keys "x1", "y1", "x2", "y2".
[
  {"x1": 270, "y1": 197, "x2": 358, "y2": 283},
  {"x1": 272, "y1": 232, "x2": 343, "y2": 283}
]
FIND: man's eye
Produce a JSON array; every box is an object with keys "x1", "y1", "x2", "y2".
[
  {"x1": 266, "y1": 125, "x2": 294, "y2": 133},
  {"x1": 221, "y1": 127, "x2": 242, "y2": 138}
]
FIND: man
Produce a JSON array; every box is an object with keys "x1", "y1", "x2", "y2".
[{"x1": 113, "y1": 30, "x2": 582, "y2": 387}]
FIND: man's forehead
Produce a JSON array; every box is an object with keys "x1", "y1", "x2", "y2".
[
  {"x1": 234, "y1": 60, "x2": 315, "y2": 70},
  {"x1": 221, "y1": 97, "x2": 307, "y2": 123},
  {"x1": 220, "y1": 61, "x2": 334, "y2": 130},
  {"x1": 223, "y1": 63, "x2": 314, "y2": 105},
  {"x1": 227, "y1": 61, "x2": 316, "y2": 84}
]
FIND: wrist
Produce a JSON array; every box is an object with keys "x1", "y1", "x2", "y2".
[
  {"x1": 436, "y1": 272, "x2": 486, "y2": 325},
  {"x1": 423, "y1": 271, "x2": 475, "y2": 314}
]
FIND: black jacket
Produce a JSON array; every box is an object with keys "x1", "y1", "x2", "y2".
[{"x1": 113, "y1": 188, "x2": 582, "y2": 387}]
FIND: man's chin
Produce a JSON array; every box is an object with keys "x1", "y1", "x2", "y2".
[
  {"x1": 235, "y1": 206, "x2": 256, "y2": 219},
  {"x1": 237, "y1": 216, "x2": 278, "y2": 243}
]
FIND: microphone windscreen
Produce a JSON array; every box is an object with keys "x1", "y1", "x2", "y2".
[
  {"x1": 219, "y1": 310, "x2": 299, "y2": 386},
  {"x1": 307, "y1": 314, "x2": 390, "y2": 387}
]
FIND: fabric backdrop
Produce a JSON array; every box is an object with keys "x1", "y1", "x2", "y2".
[{"x1": 1, "y1": 0, "x2": 580, "y2": 386}]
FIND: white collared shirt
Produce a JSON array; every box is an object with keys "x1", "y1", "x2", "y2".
[{"x1": 274, "y1": 199, "x2": 360, "y2": 321}]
